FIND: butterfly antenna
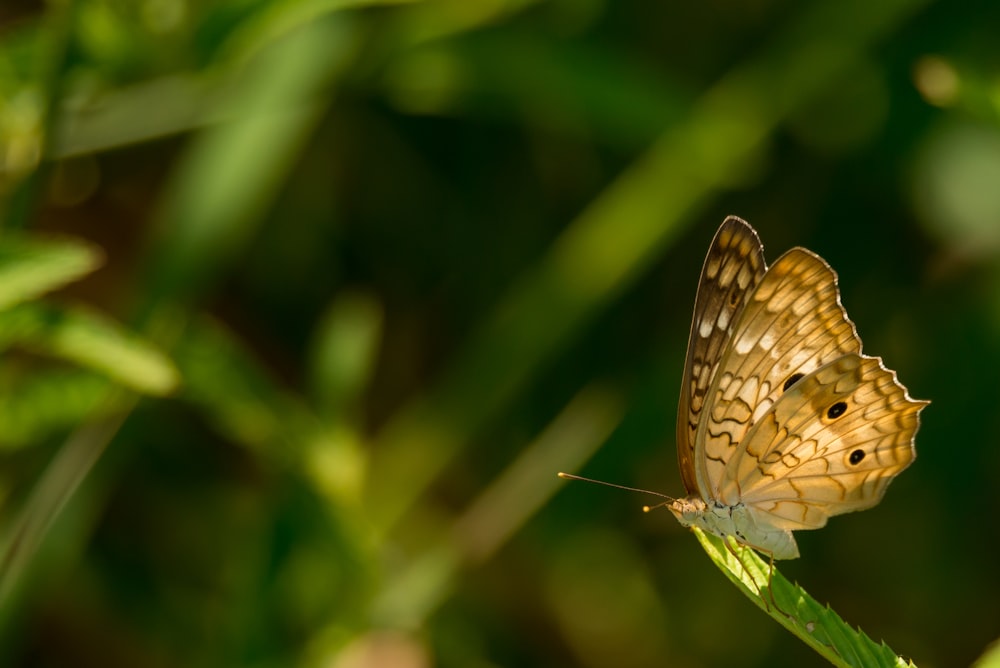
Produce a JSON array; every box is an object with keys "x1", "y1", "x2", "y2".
[
  {"x1": 642, "y1": 500, "x2": 673, "y2": 513},
  {"x1": 557, "y1": 472, "x2": 675, "y2": 506}
]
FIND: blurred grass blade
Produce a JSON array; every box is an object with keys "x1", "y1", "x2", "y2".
[
  {"x1": 974, "y1": 638, "x2": 1000, "y2": 668},
  {"x1": 175, "y1": 316, "x2": 367, "y2": 503},
  {"x1": 53, "y1": 75, "x2": 218, "y2": 159},
  {"x1": 693, "y1": 528, "x2": 915, "y2": 668},
  {"x1": 0, "y1": 303, "x2": 180, "y2": 395},
  {"x1": 0, "y1": 408, "x2": 131, "y2": 628},
  {"x1": 452, "y1": 384, "x2": 624, "y2": 563},
  {"x1": 372, "y1": 384, "x2": 624, "y2": 628},
  {"x1": 139, "y1": 16, "x2": 359, "y2": 313},
  {"x1": 1, "y1": 0, "x2": 76, "y2": 230},
  {"x1": 386, "y1": 0, "x2": 541, "y2": 47},
  {"x1": 0, "y1": 235, "x2": 102, "y2": 310},
  {"x1": 174, "y1": 316, "x2": 315, "y2": 458},
  {"x1": 307, "y1": 290, "x2": 383, "y2": 420},
  {"x1": 221, "y1": 0, "x2": 419, "y2": 67}
]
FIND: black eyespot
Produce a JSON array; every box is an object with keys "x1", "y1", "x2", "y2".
[
  {"x1": 849, "y1": 449, "x2": 865, "y2": 465},
  {"x1": 783, "y1": 373, "x2": 805, "y2": 392},
  {"x1": 827, "y1": 401, "x2": 848, "y2": 419},
  {"x1": 728, "y1": 290, "x2": 740, "y2": 307}
]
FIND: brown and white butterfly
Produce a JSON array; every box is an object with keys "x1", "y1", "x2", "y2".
[{"x1": 666, "y1": 216, "x2": 927, "y2": 559}]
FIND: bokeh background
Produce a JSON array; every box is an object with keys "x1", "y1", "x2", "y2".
[{"x1": 1, "y1": 0, "x2": 998, "y2": 666}]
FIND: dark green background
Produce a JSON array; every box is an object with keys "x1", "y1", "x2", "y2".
[{"x1": 1, "y1": 0, "x2": 997, "y2": 666}]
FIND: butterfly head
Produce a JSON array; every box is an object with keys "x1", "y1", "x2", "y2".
[{"x1": 666, "y1": 496, "x2": 709, "y2": 528}]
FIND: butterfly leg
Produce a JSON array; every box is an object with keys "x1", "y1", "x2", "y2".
[
  {"x1": 724, "y1": 538, "x2": 793, "y2": 618},
  {"x1": 763, "y1": 552, "x2": 792, "y2": 619}
]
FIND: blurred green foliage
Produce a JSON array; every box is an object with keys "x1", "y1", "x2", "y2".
[{"x1": 1, "y1": 0, "x2": 999, "y2": 666}]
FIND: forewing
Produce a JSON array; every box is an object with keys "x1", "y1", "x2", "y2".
[
  {"x1": 698, "y1": 247, "x2": 862, "y2": 504},
  {"x1": 677, "y1": 217, "x2": 765, "y2": 496},
  {"x1": 729, "y1": 354, "x2": 927, "y2": 530}
]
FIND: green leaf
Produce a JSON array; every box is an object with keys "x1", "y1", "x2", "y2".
[
  {"x1": 173, "y1": 315, "x2": 312, "y2": 458},
  {"x1": 0, "y1": 302, "x2": 180, "y2": 396},
  {"x1": 0, "y1": 234, "x2": 102, "y2": 310},
  {"x1": 974, "y1": 637, "x2": 1000, "y2": 668},
  {"x1": 693, "y1": 528, "x2": 916, "y2": 668},
  {"x1": 307, "y1": 290, "x2": 383, "y2": 419},
  {"x1": 0, "y1": 369, "x2": 117, "y2": 450},
  {"x1": 174, "y1": 315, "x2": 367, "y2": 503}
]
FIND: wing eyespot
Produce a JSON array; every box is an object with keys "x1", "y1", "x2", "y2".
[
  {"x1": 782, "y1": 373, "x2": 805, "y2": 392},
  {"x1": 827, "y1": 401, "x2": 848, "y2": 419},
  {"x1": 849, "y1": 449, "x2": 865, "y2": 465}
]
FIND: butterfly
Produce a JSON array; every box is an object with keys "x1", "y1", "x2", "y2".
[{"x1": 667, "y1": 216, "x2": 927, "y2": 559}]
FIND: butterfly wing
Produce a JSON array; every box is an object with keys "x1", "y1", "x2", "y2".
[
  {"x1": 727, "y1": 353, "x2": 927, "y2": 531},
  {"x1": 696, "y1": 247, "x2": 863, "y2": 504},
  {"x1": 677, "y1": 217, "x2": 765, "y2": 497}
]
